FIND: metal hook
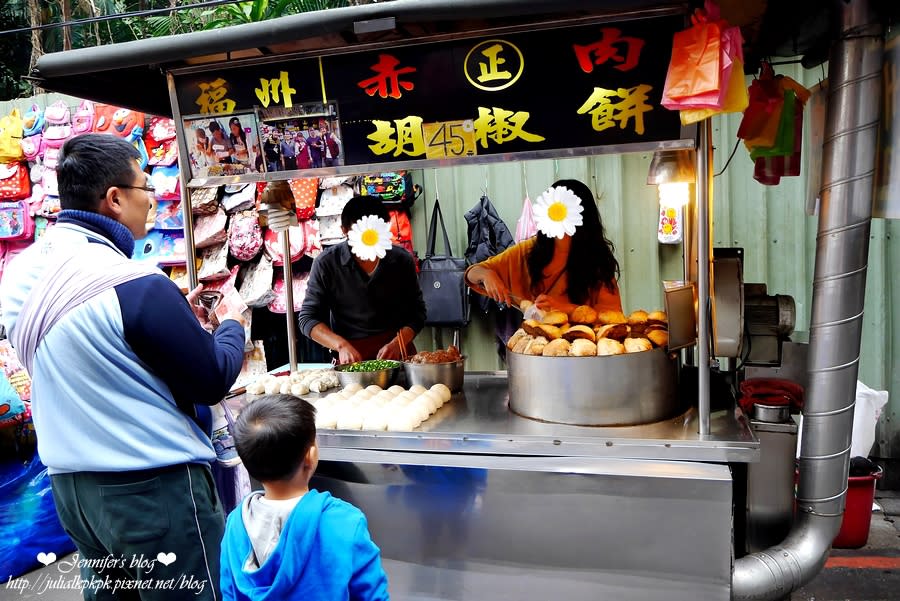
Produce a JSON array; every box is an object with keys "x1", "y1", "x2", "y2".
[
  {"x1": 481, "y1": 165, "x2": 489, "y2": 197},
  {"x1": 433, "y1": 169, "x2": 440, "y2": 201}
]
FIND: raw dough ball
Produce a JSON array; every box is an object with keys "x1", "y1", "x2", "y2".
[
  {"x1": 365, "y1": 385, "x2": 383, "y2": 394},
  {"x1": 409, "y1": 384, "x2": 427, "y2": 395},
  {"x1": 410, "y1": 399, "x2": 431, "y2": 421},
  {"x1": 336, "y1": 412, "x2": 363, "y2": 430},
  {"x1": 418, "y1": 392, "x2": 442, "y2": 413},
  {"x1": 279, "y1": 380, "x2": 293, "y2": 394},
  {"x1": 246, "y1": 381, "x2": 266, "y2": 395},
  {"x1": 419, "y1": 390, "x2": 444, "y2": 408},
  {"x1": 290, "y1": 382, "x2": 310, "y2": 396},
  {"x1": 400, "y1": 407, "x2": 424, "y2": 428},
  {"x1": 362, "y1": 410, "x2": 389, "y2": 431},
  {"x1": 387, "y1": 412, "x2": 416, "y2": 432},
  {"x1": 315, "y1": 408, "x2": 338, "y2": 429},
  {"x1": 429, "y1": 383, "x2": 452, "y2": 403},
  {"x1": 343, "y1": 383, "x2": 363, "y2": 394},
  {"x1": 324, "y1": 392, "x2": 344, "y2": 404},
  {"x1": 388, "y1": 385, "x2": 405, "y2": 395},
  {"x1": 390, "y1": 396, "x2": 412, "y2": 408},
  {"x1": 264, "y1": 379, "x2": 282, "y2": 395}
]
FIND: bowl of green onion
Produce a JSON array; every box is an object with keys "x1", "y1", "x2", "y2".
[{"x1": 334, "y1": 359, "x2": 402, "y2": 389}]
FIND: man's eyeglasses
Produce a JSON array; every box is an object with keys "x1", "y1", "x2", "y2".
[{"x1": 114, "y1": 184, "x2": 156, "y2": 195}]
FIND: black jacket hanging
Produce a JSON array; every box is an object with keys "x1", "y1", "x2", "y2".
[{"x1": 464, "y1": 195, "x2": 515, "y2": 314}]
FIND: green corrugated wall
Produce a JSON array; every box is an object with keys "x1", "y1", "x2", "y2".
[{"x1": 2, "y1": 63, "x2": 896, "y2": 460}]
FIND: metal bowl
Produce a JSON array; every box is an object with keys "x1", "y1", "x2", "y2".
[
  {"x1": 402, "y1": 357, "x2": 466, "y2": 392},
  {"x1": 334, "y1": 361, "x2": 401, "y2": 389}
]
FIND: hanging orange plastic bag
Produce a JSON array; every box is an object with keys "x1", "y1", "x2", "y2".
[
  {"x1": 661, "y1": 12, "x2": 722, "y2": 109},
  {"x1": 678, "y1": 10, "x2": 748, "y2": 124}
]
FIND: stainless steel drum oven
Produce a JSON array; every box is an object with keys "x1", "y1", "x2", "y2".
[{"x1": 507, "y1": 348, "x2": 679, "y2": 426}]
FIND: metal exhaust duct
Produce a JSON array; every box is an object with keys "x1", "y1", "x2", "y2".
[{"x1": 732, "y1": 0, "x2": 884, "y2": 599}]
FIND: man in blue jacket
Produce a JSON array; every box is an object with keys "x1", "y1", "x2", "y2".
[{"x1": 0, "y1": 134, "x2": 245, "y2": 600}]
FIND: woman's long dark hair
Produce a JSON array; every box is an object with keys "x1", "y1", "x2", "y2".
[
  {"x1": 526, "y1": 179, "x2": 620, "y2": 304},
  {"x1": 228, "y1": 117, "x2": 247, "y2": 146}
]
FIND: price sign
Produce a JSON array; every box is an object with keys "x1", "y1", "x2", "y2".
[{"x1": 422, "y1": 120, "x2": 477, "y2": 159}]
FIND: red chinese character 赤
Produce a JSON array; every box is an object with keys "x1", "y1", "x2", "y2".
[
  {"x1": 573, "y1": 28, "x2": 645, "y2": 73},
  {"x1": 357, "y1": 54, "x2": 417, "y2": 100}
]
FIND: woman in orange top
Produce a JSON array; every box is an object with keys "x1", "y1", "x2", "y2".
[{"x1": 465, "y1": 178, "x2": 622, "y2": 316}]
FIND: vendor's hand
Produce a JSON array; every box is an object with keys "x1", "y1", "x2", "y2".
[
  {"x1": 376, "y1": 339, "x2": 403, "y2": 361},
  {"x1": 479, "y1": 271, "x2": 513, "y2": 306},
  {"x1": 533, "y1": 294, "x2": 560, "y2": 312},
  {"x1": 185, "y1": 285, "x2": 211, "y2": 327},
  {"x1": 336, "y1": 342, "x2": 363, "y2": 366}
]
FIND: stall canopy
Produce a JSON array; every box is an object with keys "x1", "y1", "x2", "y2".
[{"x1": 29, "y1": 0, "x2": 870, "y2": 118}]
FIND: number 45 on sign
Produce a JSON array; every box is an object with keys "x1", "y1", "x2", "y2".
[{"x1": 422, "y1": 120, "x2": 477, "y2": 159}]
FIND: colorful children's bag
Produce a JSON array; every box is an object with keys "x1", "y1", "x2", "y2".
[
  {"x1": 93, "y1": 104, "x2": 144, "y2": 138},
  {"x1": 20, "y1": 134, "x2": 43, "y2": 162},
  {"x1": 72, "y1": 99, "x2": 95, "y2": 135},
  {"x1": 146, "y1": 117, "x2": 178, "y2": 166},
  {"x1": 43, "y1": 124, "x2": 72, "y2": 150},
  {"x1": 150, "y1": 164, "x2": 180, "y2": 200},
  {"x1": 0, "y1": 163, "x2": 31, "y2": 200},
  {"x1": 44, "y1": 101, "x2": 71, "y2": 125},
  {"x1": 0, "y1": 201, "x2": 35, "y2": 241},
  {"x1": 0, "y1": 109, "x2": 25, "y2": 163},
  {"x1": 22, "y1": 104, "x2": 45, "y2": 137}
]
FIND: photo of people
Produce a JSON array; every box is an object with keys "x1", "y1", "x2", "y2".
[
  {"x1": 259, "y1": 101, "x2": 343, "y2": 172},
  {"x1": 183, "y1": 113, "x2": 263, "y2": 179}
]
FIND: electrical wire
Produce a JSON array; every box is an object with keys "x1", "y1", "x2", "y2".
[
  {"x1": 714, "y1": 137, "x2": 741, "y2": 177},
  {"x1": 0, "y1": 0, "x2": 244, "y2": 37}
]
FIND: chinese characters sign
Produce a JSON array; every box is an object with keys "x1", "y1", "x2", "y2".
[{"x1": 174, "y1": 16, "x2": 682, "y2": 172}]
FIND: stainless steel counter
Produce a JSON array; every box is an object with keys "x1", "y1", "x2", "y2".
[{"x1": 229, "y1": 372, "x2": 758, "y2": 462}]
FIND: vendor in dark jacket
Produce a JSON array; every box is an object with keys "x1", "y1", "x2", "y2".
[{"x1": 298, "y1": 196, "x2": 426, "y2": 364}]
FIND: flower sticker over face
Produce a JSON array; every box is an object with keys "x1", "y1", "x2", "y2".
[
  {"x1": 533, "y1": 185, "x2": 584, "y2": 239},
  {"x1": 348, "y1": 215, "x2": 393, "y2": 261}
]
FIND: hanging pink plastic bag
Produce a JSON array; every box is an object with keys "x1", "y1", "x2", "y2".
[{"x1": 515, "y1": 196, "x2": 537, "y2": 242}]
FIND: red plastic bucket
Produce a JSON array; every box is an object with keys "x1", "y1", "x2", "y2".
[{"x1": 833, "y1": 467, "x2": 883, "y2": 549}]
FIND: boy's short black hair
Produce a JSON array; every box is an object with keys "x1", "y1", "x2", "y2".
[
  {"x1": 341, "y1": 195, "x2": 390, "y2": 231},
  {"x1": 233, "y1": 394, "x2": 317, "y2": 482},
  {"x1": 57, "y1": 134, "x2": 141, "y2": 212}
]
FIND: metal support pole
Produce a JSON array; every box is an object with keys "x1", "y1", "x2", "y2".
[
  {"x1": 696, "y1": 120, "x2": 712, "y2": 436},
  {"x1": 281, "y1": 230, "x2": 299, "y2": 372},
  {"x1": 166, "y1": 72, "x2": 199, "y2": 290}
]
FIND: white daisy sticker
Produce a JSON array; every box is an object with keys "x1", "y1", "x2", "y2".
[
  {"x1": 533, "y1": 186, "x2": 584, "y2": 238},
  {"x1": 347, "y1": 215, "x2": 393, "y2": 261}
]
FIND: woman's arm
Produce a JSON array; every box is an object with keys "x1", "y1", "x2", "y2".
[{"x1": 466, "y1": 264, "x2": 513, "y2": 306}]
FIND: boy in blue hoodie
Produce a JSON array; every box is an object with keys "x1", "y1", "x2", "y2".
[{"x1": 222, "y1": 394, "x2": 390, "y2": 600}]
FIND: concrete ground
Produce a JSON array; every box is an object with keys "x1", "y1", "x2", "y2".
[
  {"x1": 8, "y1": 492, "x2": 900, "y2": 600},
  {"x1": 793, "y1": 490, "x2": 900, "y2": 601}
]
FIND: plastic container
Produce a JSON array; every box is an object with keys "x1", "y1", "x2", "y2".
[{"x1": 833, "y1": 467, "x2": 883, "y2": 549}]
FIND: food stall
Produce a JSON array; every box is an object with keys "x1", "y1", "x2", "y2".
[{"x1": 29, "y1": 0, "x2": 895, "y2": 599}]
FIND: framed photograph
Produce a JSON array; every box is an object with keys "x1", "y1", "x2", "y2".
[
  {"x1": 183, "y1": 112, "x2": 264, "y2": 179},
  {"x1": 258, "y1": 101, "x2": 344, "y2": 172}
]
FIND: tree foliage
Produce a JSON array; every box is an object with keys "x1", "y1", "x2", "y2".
[{"x1": 1, "y1": 0, "x2": 371, "y2": 100}]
